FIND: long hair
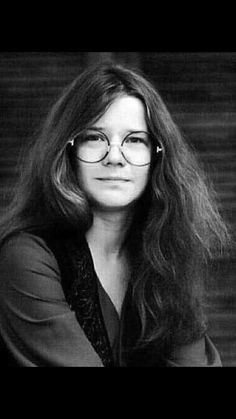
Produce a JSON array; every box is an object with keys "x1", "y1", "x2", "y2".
[{"x1": 0, "y1": 62, "x2": 231, "y2": 352}]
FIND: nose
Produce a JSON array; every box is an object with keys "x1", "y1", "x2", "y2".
[{"x1": 103, "y1": 142, "x2": 125, "y2": 166}]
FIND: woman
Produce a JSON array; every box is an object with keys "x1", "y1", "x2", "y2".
[{"x1": 0, "y1": 62, "x2": 230, "y2": 366}]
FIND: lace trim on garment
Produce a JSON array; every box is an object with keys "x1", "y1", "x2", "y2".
[{"x1": 62, "y1": 237, "x2": 115, "y2": 367}]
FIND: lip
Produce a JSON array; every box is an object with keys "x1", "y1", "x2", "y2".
[{"x1": 96, "y1": 177, "x2": 130, "y2": 182}]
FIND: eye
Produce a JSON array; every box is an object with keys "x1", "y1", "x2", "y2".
[
  {"x1": 125, "y1": 135, "x2": 150, "y2": 146},
  {"x1": 127, "y1": 137, "x2": 143, "y2": 143},
  {"x1": 81, "y1": 134, "x2": 106, "y2": 143}
]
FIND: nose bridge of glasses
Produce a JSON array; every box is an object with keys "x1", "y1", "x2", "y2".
[
  {"x1": 106, "y1": 134, "x2": 125, "y2": 152},
  {"x1": 108, "y1": 141, "x2": 123, "y2": 150},
  {"x1": 106, "y1": 141, "x2": 125, "y2": 163}
]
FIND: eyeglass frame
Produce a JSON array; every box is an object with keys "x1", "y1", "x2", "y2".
[{"x1": 67, "y1": 129, "x2": 163, "y2": 167}]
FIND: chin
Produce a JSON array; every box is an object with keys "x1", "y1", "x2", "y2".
[
  {"x1": 84, "y1": 183, "x2": 147, "y2": 211},
  {"x1": 88, "y1": 193, "x2": 138, "y2": 212}
]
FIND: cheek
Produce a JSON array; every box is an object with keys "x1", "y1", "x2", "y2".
[
  {"x1": 76, "y1": 164, "x2": 94, "y2": 191},
  {"x1": 133, "y1": 167, "x2": 150, "y2": 190}
]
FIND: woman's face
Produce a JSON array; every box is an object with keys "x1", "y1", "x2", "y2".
[{"x1": 76, "y1": 95, "x2": 151, "y2": 212}]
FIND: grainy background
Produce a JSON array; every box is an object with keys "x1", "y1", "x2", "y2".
[{"x1": 0, "y1": 51, "x2": 235, "y2": 366}]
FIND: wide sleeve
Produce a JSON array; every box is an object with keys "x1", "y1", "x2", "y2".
[
  {"x1": 166, "y1": 335, "x2": 222, "y2": 367},
  {"x1": 0, "y1": 233, "x2": 103, "y2": 367}
]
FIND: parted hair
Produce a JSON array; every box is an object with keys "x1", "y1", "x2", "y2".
[{"x1": 0, "y1": 62, "x2": 231, "y2": 352}]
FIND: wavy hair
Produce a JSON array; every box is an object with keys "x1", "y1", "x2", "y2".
[{"x1": 0, "y1": 62, "x2": 231, "y2": 353}]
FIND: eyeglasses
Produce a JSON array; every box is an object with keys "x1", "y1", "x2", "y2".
[{"x1": 68, "y1": 129, "x2": 162, "y2": 166}]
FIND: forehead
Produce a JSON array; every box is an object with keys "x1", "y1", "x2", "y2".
[{"x1": 93, "y1": 95, "x2": 147, "y2": 132}]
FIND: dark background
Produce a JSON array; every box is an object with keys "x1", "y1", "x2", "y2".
[{"x1": 0, "y1": 51, "x2": 235, "y2": 366}]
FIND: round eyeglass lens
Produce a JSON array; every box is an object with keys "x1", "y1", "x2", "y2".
[
  {"x1": 122, "y1": 133, "x2": 151, "y2": 166},
  {"x1": 77, "y1": 133, "x2": 107, "y2": 162}
]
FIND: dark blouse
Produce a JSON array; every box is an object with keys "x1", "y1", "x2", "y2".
[{"x1": 0, "y1": 232, "x2": 221, "y2": 367}]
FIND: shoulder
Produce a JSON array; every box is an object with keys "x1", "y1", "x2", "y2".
[
  {"x1": 1, "y1": 231, "x2": 57, "y2": 263},
  {"x1": 0, "y1": 231, "x2": 61, "y2": 285},
  {"x1": 1, "y1": 230, "x2": 55, "y2": 252},
  {"x1": 1, "y1": 230, "x2": 53, "y2": 251}
]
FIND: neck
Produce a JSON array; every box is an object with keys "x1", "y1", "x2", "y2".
[{"x1": 85, "y1": 208, "x2": 134, "y2": 258}]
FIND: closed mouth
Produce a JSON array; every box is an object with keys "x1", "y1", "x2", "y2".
[{"x1": 96, "y1": 177, "x2": 130, "y2": 182}]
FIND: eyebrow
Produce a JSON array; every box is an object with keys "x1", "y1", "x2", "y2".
[{"x1": 88, "y1": 126, "x2": 149, "y2": 135}]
